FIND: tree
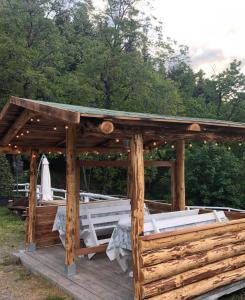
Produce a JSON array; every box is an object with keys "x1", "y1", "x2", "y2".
[{"x1": 0, "y1": 154, "x2": 14, "y2": 196}]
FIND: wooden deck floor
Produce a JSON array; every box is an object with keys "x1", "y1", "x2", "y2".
[{"x1": 15, "y1": 245, "x2": 133, "y2": 300}]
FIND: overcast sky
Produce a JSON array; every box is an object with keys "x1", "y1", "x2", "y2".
[{"x1": 93, "y1": 0, "x2": 245, "y2": 76}]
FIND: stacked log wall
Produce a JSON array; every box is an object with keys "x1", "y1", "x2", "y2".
[
  {"x1": 139, "y1": 218, "x2": 245, "y2": 299},
  {"x1": 26, "y1": 205, "x2": 61, "y2": 247}
]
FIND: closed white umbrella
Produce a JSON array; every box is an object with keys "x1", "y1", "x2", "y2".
[{"x1": 40, "y1": 155, "x2": 52, "y2": 201}]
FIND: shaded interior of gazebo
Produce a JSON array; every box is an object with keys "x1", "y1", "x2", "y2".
[{"x1": 2, "y1": 96, "x2": 245, "y2": 300}]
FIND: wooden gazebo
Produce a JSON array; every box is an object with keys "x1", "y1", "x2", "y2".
[{"x1": 1, "y1": 96, "x2": 245, "y2": 300}]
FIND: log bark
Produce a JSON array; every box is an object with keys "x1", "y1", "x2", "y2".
[
  {"x1": 148, "y1": 264, "x2": 245, "y2": 300},
  {"x1": 130, "y1": 134, "x2": 145, "y2": 300},
  {"x1": 27, "y1": 150, "x2": 38, "y2": 247},
  {"x1": 175, "y1": 140, "x2": 185, "y2": 211},
  {"x1": 139, "y1": 219, "x2": 245, "y2": 252},
  {"x1": 65, "y1": 125, "x2": 77, "y2": 267},
  {"x1": 141, "y1": 230, "x2": 245, "y2": 267},
  {"x1": 141, "y1": 241, "x2": 245, "y2": 284},
  {"x1": 99, "y1": 121, "x2": 114, "y2": 134},
  {"x1": 142, "y1": 253, "x2": 245, "y2": 298},
  {"x1": 75, "y1": 162, "x2": 80, "y2": 249}
]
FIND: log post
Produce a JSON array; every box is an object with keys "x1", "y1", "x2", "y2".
[
  {"x1": 127, "y1": 152, "x2": 132, "y2": 199},
  {"x1": 175, "y1": 140, "x2": 185, "y2": 211},
  {"x1": 130, "y1": 134, "x2": 145, "y2": 300},
  {"x1": 27, "y1": 149, "x2": 38, "y2": 251},
  {"x1": 75, "y1": 162, "x2": 80, "y2": 250},
  {"x1": 65, "y1": 125, "x2": 77, "y2": 277}
]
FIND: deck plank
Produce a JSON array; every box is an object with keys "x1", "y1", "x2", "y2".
[{"x1": 15, "y1": 245, "x2": 133, "y2": 300}]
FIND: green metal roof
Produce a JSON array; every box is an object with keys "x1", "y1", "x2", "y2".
[{"x1": 25, "y1": 98, "x2": 245, "y2": 128}]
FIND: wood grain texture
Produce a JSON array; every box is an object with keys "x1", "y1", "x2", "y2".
[
  {"x1": 141, "y1": 241, "x2": 245, "y2": 284},
  {"x1": 142, "y1": 253, "x2": 245, "y2": 298},
  {"x1": 27, "y1": 150, "x2": 38, "y2": 245},
  {"x1": 175, "y1": 140, "x2": 185, "y2": 211},
  {"x1": 65, "y1": 125, "x2": 77, "y2": 266},
  {"x1": 141, "y1": 230, "x2": 245, "y2": 267},
  {"x1": 148, "y1": 264, "x2": 245, "y2": 300},
  {"x1": 140, "y1": 218, "x2": 245, "y2": 251},
  {"x1": 130, "y1": 134, "x2": 145, "y2": 300}
]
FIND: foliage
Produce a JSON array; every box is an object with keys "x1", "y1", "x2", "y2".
[
  {"x1": 0, "y1": 0, "x2": 245, "y2": 208},
  {"x1": 185, "y1": 144, "x2": 244, "y2": 208},
  {"x1": 0, "y1": 155, "x2": 14, "y2": 196}
]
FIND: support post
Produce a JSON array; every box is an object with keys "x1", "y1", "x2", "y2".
[
  {"x1": 127, "y1": 152, "x2": 132, "y2": 199},
  {"x1": 65, "y1": 125, "x2": 77, "y2": 277},
  {"x1": 27, "y1": 150, "x2": 38, "y2": 251},
  {"x1": 170, "y1": 160, "x2": 177, "y2": 211},
  {"x1": 175, "y1": 140, "x2": 186, "y2": 211},
  {"x1": 130, "y1": 134, "x2": 145, "y2": 300},
  {"x1": 75, "y1": 162, "x2": 80, "y2": 250}
]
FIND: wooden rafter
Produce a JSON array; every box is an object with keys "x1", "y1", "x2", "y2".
[
  {"x1": 78, "y1": 160, "x2": 172, "y2": 168},
  {"x1": 1, "y1": 109, "x2": 34, "y2": 146}
]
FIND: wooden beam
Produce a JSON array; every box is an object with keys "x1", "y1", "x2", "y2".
[
  {"x1": 27, "y1": 150, "x2": 38, "y2": 251},
  {"x1": 75, "y1": 244, "x2": 108, "y2": 256},
  {"x1": 187, "y1": 123, "x2": 201, "y2": 132},
  {"x1": 78, "y1": 160, "x2": 172, "y2": 168},
  {"x1": 99, "y1": 121, "x2": 114, "y2": 134},
  {"x1": 127, "y1": 153, "x2": 132, "y2": 199},
  {"x1": 170, "y1": 160, "x2": 176, "y2": 211},
  {"x1": 130, "y1": 134, "x2": 145, "y2": 300},
  {"x1": 75, "y1": 162, "x2": 80, "y2": 250},
  {"x1": 175, "y1": 140, "x2": 185, "y2": 211},
  {"x1": 1, "y1": 109, "x2": 34, "y2": 146},
  {"x1": 65, "y1": 124, "x2": 77, "y2": 276},
  {"x1": 10, "y1": 96, "x2": 80, "y2": 124}
]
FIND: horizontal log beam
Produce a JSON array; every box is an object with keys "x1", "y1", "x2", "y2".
[
  {"x1": 78, "y1": 160, "x2": 173, "y2": 168},
  {"x1": 1, "y1": 109, "x2": 34, "y2": 146},
  {"x1": 75, "y1": 244, "x2": 108, "y2": 256},
  {"x1": 142, "y1": 253, "x2": 245, "y2": 298},
  {"x1": 140, "y1": 218, "x2": 245, "y2": 251},
  {"x1": 149, "y1": 264, "x2": 245, "y2": 300},
  {"x1": 141, "y1": 230, "x2": 245, "y2": 267},
  {"x1": 141, "y1": 241, "x2": 245, "y2": 284}
]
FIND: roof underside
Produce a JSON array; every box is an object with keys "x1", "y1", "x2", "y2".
[{"x1": 0, "y1": 96, "x2": 245, "y2": 154}]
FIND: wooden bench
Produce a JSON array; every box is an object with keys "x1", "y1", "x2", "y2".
[
  {"x1": 144, "y1": 210, "x2": 228, "y2": 234},
  {"x1": 80, "y1": 199, "x2": 132, "y2": 258}
]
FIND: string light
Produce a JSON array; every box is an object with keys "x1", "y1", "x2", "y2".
[
  {"x1": 48, "y1": 151, "x2": 51, "y2": 155},
  {"x1": 32, "y1": 154, "x2": 36, "y2": 158},
  {"x1": 65, "y1": 125, "x2": 69, "y2": 129},
  {"x1": 203, "y1": 140, "x2": 207, "y2": 144},
  {"x1": 239, "y1": 143, "x2": 242, "y2": 146},
  {"x1": 37, "y1": 118, "x2": 40, "y2": 122},
  {"x1": 228, "y1": 146, "x2": 231, "y2": 151},
  {"x1": 14, "y1": 145, "x2": 17, "y2": 149},
  {"x1": 17, "y1": 150, "x2": 21, "y2": 154},
  {"x1": 189, "y1": 143, "x2": 193, "y2": 148},
  {"x1": 108, "y1": 155, "x2": 111, "y2": 159},
  {"x1": 20, "y1": 132, "x2": 24, "y2": 136},
  {"x1": 127, "y1": 149, "x2": 131, "y2": 153},
  {"x1": 30, "y1": 118, "x2": 34, "y2": 122},
  {"x1": 215, "y1": 142, "x2": 218, "y2": 146},
  {"x1": 8, "y1": 143, "x2": 11, "y2": 147},
  {"x1": 153, "y1": 141, "x2": 157, "y2": 146},
  {"x1": 26, "y1": 130, "x2": 30, "y2": 134},
  {"x1": 58, "y1": 151, "x2": 62, "y2": 155},
  {"x1": 16, "y1": 135, "x2": 19, "y2": 138},
  {"x1": 115, "y1": 139, "x2": 120, "y2": 143},
  {"x1": 171, "y1": 145, "x2": 175, "y2": 149},
  {"x1": 53, "y1": 126, "x2": 57, "y2": 131}
]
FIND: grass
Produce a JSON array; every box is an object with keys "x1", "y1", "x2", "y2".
[{"x1": 0, "y1": 206, "x2": 71, "y2": 300}]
